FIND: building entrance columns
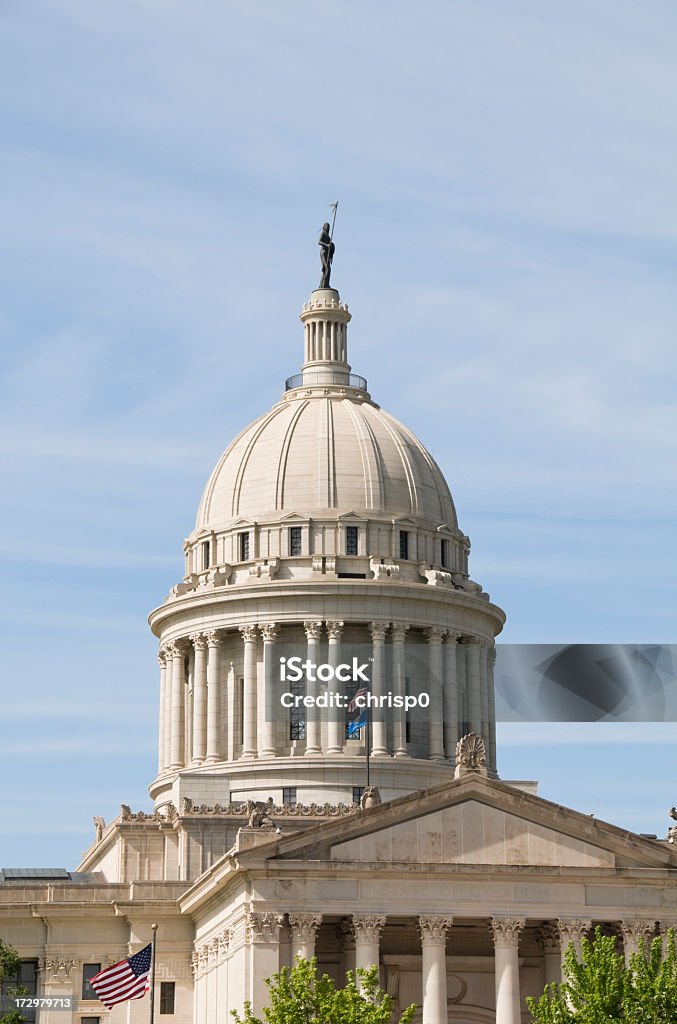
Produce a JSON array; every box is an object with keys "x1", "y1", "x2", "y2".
[
  {"x1": 491, "y1": 917, "x2": 525, "y2": 1024},
  {"x1": 418, "y1": 915, "x2": 453, "y2": 1024},
  {"x1": 352, "y1": 914, "x2": 386, "y2": 979}
]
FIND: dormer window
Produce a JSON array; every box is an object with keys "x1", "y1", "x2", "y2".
[
  {"x1": 238, "y1": 531, "x2": 250, "y2": 561},
  {"x1": 346, "y1": 525, "x2": 358, "y2": 556},
  {"x1": 289, "y1": 526, "x2": 302, "y2": 556}
]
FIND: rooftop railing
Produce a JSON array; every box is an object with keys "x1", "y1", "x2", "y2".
[{"x1": 285, "y1": 371, "x2": 368, "y2": 391}]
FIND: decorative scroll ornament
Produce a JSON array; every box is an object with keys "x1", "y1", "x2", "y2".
[
  {"x1": 454, "y1": 733, "x2": 488, "y2": 778},
  {"x1": 179, "y1": 797, "x2": 357, "y2": 818},
  {"x1": 490, "y1": 917, "x2": 526, "y2": 947},
  {"x1": 418, "y1": 915, "x2": 454, "y2": 944}
]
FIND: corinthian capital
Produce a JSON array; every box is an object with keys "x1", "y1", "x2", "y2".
[
  {"x1": 326, "y1": 620, "x2": 344, "y2": 640},
  {"x1": 288, "y1": 914, "x2": 323, "y2": 940},
  {"x1": 557, "y1": 918, "x2": 591, "y2": 949},
  {"x1": 190, "y1": 631, "x2": 208, "y2": 650},
  {"x1": 246, "y1": 911, "x2": 284, "y2": 943},
  {"x1": 369, "y1": 621, "x2": 389, "y2": 642},
  {"x1": 390, "y1": 623, "x2": 409, "y2": 643},
  {"x1": 490, "y1": 917, "x2": 525, "y2": 948},
  {"x1": 424, "y1": 627, "x2": 446, "y2": 644},
  {"x1": 304, "y1": 620, "x2": 323, "y2": 640},
  {"x1": 204, "y1": 629, "x2": 223, "y2": 647},
  {"x1": 239, "y1": 624, "x2": 258, "y2": 643},
  {"x1": 260, "y1": 622, "x2": 281, "y2": 643},
  {"x1": 352, "y1": 914, "x2": 386, "y2": 943},
  {"x1": 418, "y1": 915, "x2": 453, "y2": 944}
]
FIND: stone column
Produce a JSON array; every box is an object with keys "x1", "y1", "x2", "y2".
[
  {"x1": 204, "y1": 630, "x2": 223, "y2": 763},
  {"x1": 352, "y1": 914, "x2": 386, "y2": 976},
  {"x1": 487, "y1": 644, "x2": 497, "y2": 774},
  {"x1": 260, "y1": 623, "x2": 280, "y2": 757},
  {"x1": 443, "y1": 632, "x2": 460, "y2": 761},
  {"x1": 424, "y1": 628, "x2": 446, "y2": 761},
  {"x1": 304, "y1": 621, "x2": 323, "y2": 755},
  {"x1": 338, "y1": 919, "x2": 356, "y2": 976},
  {"x1": 288, "y1": 914, "x2": 323, "y2": 960},
  {"x1": 479, "y1": 641, "x2": 490, "y2": 752},
  {"x1": 169, "y1": 640, "x2": 187, "y2": 769},
  {"x1": 326, "y1": 621, "x2": 345, "y2": 753},
  {"x1": 161, "y1": 645, "x2": 173, "y2": 772},
  {"x1": 419, "y1": 916, "x2": 453, "y2": 1024},
  {"x1": 246, "y1": 912, "x2": 284, "y2": 1012},
  {"x1": 370, "y1": 622, "x2": 389, "y2": 756},
  {"x1": 465, "y1": 639, "x2": 482, "y2": 735},
  {"x1": 621, "y1": 920, "x2": 655, "y2": 966},
  {"x1": 157, "y1": 649, "x2": 168, "y2": 773},
  {"x1": 391, "y1": 624, "x2": 409, "y2": 757},
  {"x1": 557, "y1": 919, "x2": 591, "y2": 976},
  {"x1": 190, "y1": 632, "x2": 208, "y2": 764},
  {"x1": 240, "y1": 625, "x2": 258, "y2": 758},
  {"x1": 538, "y1": 923, "x2": 561, "y2": 985},
  {"x1": 491, "y1": 917, "x2": 525, "y2": 1024}
]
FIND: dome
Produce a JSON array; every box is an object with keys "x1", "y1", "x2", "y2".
[{"x1": 196, "y1": 395, "x2": 457, "y2": 530}]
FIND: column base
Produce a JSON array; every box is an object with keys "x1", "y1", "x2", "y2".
[
  {"x1": 305, "y1": 748, "x2": 323, "y2": 756},
  {"x1": 394, "y1": 751, "x2": 411, "y2": 758},
  {"x1": 204, "y1": 754, "x2": 224, "y2": 764},
  {"x1": 259, "y1": 749, "x2": 278, "y2": 758},
  {"x1": 240, "y1": 751, "x2": 258, "y2": 760}
]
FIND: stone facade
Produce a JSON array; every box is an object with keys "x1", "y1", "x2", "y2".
[{"x1": 2, "y1": 281, "x2": 674, "y2": 1024}]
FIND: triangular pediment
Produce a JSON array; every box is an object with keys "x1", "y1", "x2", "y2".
[
  {"x1": 247, "y1": 775, "x2": 675, "y2": 871},
  {"x1": 279, "y1": 512, "x2": 308, "y2": 522},
  {"x1": 337, "y1": 511, "x2": 369, "y2": 522}
]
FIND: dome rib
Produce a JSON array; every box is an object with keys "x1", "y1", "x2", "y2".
[
  {"x1": 343, "y1": 400, "x2": 381, "y2": 510},
  {"x1": 275, "y1": 400, "x2": 309, "y2": 511},
  {"x1": 369, "y1": 406, "x2": 420, "y2": 517}
]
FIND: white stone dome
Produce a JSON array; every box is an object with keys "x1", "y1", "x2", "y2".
[{"x1": 196, "y1": 395, "x2": 457, "y2": 530}]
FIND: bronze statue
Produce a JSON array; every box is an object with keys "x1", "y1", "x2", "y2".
[{"x1": 318, "y1": 221, "x2": 335, "y2": 288}]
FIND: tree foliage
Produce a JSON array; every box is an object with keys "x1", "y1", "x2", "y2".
[
  {"x1": 0, "y1": 938, "x2": 27, "y2": 1024},
  {"x1": 527, "y1": 926, "x2": 677, "y2": 1024},
  {"x1": 231, "y1": 957, "x2": 416, "y2": 1024}
]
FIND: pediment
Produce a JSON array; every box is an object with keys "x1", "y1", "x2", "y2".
[
  {"x1": 279, "y1": 512, "x2": 309, "y2": 523},
  {"x1": 337, "y1": 511, "x2": 369, "y2": 522},
  {"x1": 256, "y1": 776, "x2": 675, "y2": 871}
]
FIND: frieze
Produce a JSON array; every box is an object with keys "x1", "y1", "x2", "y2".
[
  {"x1": 180, "y1": 797, "x2": 356, "y2": 818},
  {"x1": 192, "y1": 929, "x2": 230, "y2": 977}
]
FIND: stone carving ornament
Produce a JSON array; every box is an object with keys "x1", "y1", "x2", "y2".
[
  {"x1": 288, "y1": 914, "x2": 322, "y2": 940},
  {"x1": 418, "y1": 915, "x2": 454, "y2": 943},
  {"x1": 454, "y1": 733, "x2": 487, "y2": 776},
  {"x1": 490, "y1": 917, "x2": 526, "y2": 947},
  {"x1": 351, "y1": 914, "x2": 386, "y2": 943}
]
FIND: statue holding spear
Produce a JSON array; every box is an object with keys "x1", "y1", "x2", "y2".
[{"x1": 318, "y1": 201, "x2": 338, "y2": 288}]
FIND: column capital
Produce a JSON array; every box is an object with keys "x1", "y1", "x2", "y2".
[
  {"x1": 369, "y1": 621, "x2": 389, "y2": 642},
  {"x1": 166, "y1": 639, "x2": 187, "y2": 659},
  {"x1": 557, "y1": 918, "x2": 591, "y2": 947},
  {"x1": 245, "y1": 911, "x2": 285, "y2": 944},
  {"x1": 418, "y1": 915, "x2": 453, "y2": 944},
  {"x1": 424, "y1": 627, "x2": 446, "y2": 644},
  {"x1": 487, "y1": 644, "x2": 497, "y2": 667},
  {"x1": 621, "y1": 919, "x2": 655, "y2": 946},
  {"x1": 460, "y1": 635, "x2": 480, "y2": 645},
  {"x1": 239, "y1": 624, "x2": 258, "y2": 643},
  {"x1": 352, "y1": 914, "x2": 386, "y2": 943},
  {"x1": 537, "y1": 923, "x2": 560, "y2": 954},
  {"x1": 204, "y1": 629, "x2": 223, "y2": 647},
  {"x1": 490, "y1": 917, "x2": 525, "y2": 948},
  {"x1": 260, "y1": 622, "x2": 281, "y2": 642},
  {"x1": 391, "y1": 623, "x2": 409, "y2": 642},
  {"x1": 157, "y1": 649, "x2": 168, "y2": 667},
  {"x1": 445, "y1": 630, "x2": 461, "y2": 644},
  {"x1": 288, "y1": 913, "x2": 323, "y2": 940},
  {"x1": 190, "y1": 631, "x2": 208, "y2": 650},
  {"x1": 303, "y1": 620, "x2": 323, "y2": 640},
  {"x1": 326, "y1": 620, "x2": 344, "y2": 640}
]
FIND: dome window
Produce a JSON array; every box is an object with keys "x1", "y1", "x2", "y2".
[
  {"x1": 345, "y1": 525, "x2": 359, "y2": 556},
  {"x1": 440, "y1": 538, "x2": 448, "y2": 568},
  {"x1": 289, "y1": 526, "x2": 302, "y2": 557},
  {"x1": 399, "y1": 530, "x2": 410, "y2": 560},
  {"x1": 238, "y1": 531, "x2": 250, "y2": 561},
  {"x1": 201, "y1": 540, "x2": 211, "y2": 570}
]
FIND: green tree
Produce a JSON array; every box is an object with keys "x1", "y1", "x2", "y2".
[
  {"x1": 231, "y1": 957, "x2": 416, "y2": 1024},
  {"x1": 0, "y1": 938, "x2": 27, "y2": 1024},
  {"x1": 526, "y1": 927, "x2": 677, "y2": 1024}
]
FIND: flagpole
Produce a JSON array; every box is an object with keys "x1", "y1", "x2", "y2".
[
  {"x1": 149, "y1": 923, "x2": 158, "y2": 1024},
  {"x1": 366, "y1": 699, "x2": 371, "y2": 789}
]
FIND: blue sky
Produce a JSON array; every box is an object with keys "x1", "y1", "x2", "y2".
[{"x1": 1, "y1": 0, "x2": 676, "y2": 866}]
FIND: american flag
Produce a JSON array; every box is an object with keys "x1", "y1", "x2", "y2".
[
  {"x1": 347, "y1": 687, "x2": 369, "y2": 712},
  {"x1": 90, "y1": 944, "x2": 152, "y2": 1008}
]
